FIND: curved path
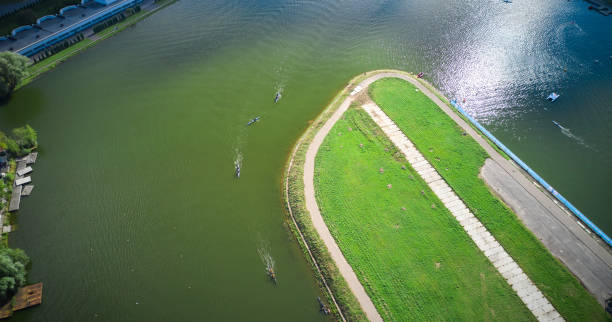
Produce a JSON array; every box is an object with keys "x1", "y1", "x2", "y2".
[
  {"x1": 302, "y1": 71, "x2": 611, "y2": 321},
  {"x1": 303, "y1": 74, "x2": 390, "y2": 322}
]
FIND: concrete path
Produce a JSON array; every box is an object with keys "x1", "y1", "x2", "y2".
[
  {"x1": 481, "y1": 159, "x2": 612, "y2": 305},
  {"x1": 362, "y1": 102, "x2": 562, "y2": 322}
]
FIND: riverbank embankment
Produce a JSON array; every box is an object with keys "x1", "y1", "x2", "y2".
[{"x1": 285, "y1": 69, "x2": 611, "y2": 321}]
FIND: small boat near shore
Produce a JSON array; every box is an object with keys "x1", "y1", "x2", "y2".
[
  {"x1": 247, "y1": 116, "x2": 261, "y2": 126},
  {"x1": 417, "y1": 72, "x2": 424, "y2": 78},
  {"x1": 317, "y1": 297, "x2": 330, "y2": 315}
]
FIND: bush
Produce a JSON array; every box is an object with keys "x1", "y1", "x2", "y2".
[
  {"x1": 0, "y1": 248, "x2": 30, "y2": 306},
  {"x1": 0, "y1": 125, "x2": 37, "y2": 158},
  {"x1": 12, "y1": 125, "x2": 37, "y2": 150}
]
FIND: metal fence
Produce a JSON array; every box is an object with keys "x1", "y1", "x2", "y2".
[{"x1": 449, "y1": 100, "x2": 612, "y2": 247}]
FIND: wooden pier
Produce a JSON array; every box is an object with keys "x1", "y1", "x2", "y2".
[
  {"x1": 8, "y1": 153, "x2": 38, "y2": 212},
  {"x1": 15, "y1": 167, "x2": 32, "y2": 177},
  {"x1": 8, "y1": 186, "x2": 22, "y2": 212},
  {"x1": 25, "y1": 152, "x2": 37, "y2": 165},
  {"x1": 0, "y1": 283, "x2": 43, "y2": 319},
  {"x1": 21, "y1": 185, "x2": 34, "y2": 196},
  {"x1": 14, "y1": 177, "x2": 30, "y2": 186}
]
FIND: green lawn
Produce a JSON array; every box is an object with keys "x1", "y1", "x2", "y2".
[
  {"x1": 314, "y1": 107, "x2": 534, "y2": 321},
  {"x1": 369, "y1": 77, "x2": 609, "y2": 321}
]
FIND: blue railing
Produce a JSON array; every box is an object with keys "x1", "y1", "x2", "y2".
[{"x1": 450, "y1": 100, "x2": 612, "y2": 247}]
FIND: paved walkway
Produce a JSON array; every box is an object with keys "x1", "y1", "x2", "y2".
[{"x1": 362, "y1": 102, "x2": 562, "y2": 321}]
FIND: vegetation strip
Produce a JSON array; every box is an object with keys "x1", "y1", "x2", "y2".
[
  {"x1": 284, "y1": 138, "x2": 347, "y2": 322},
  {"x1": 361, "y1": 102, "x2": 562, "y2": 321},
  {"x1": 369, "y1": 76, "x2": 609, "y2": 320}
]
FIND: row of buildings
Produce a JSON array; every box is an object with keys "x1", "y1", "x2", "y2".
[{"x1": 0, "y1": 0, "x2": 143, "y2": 57}]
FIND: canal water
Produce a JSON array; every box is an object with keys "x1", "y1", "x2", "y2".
[{"x1": 0, "y1": 0, "x2": 610, "y2": 320}]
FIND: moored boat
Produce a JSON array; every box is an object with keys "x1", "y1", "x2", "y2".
[{"x1": 547, "y1": 92, "x2": 559, "y2": 102}]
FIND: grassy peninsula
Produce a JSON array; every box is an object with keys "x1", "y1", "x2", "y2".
[{"x1": 285, "y1": 70, "x2": 609, "y2": 321}]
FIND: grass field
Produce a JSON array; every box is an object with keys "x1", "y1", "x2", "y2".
[
  {"x1": 369, "y1": 77, "x2": 609, "y2": 321},
  {"x1": 314, "y1": 106, "x2": 535, "y2": 321}
]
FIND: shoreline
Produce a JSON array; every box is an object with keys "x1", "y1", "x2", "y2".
[
  {"x1": 284, "y1": 69, "x2": 610, "y2": 319},
  {"x1": 15, "y1": 0, "x2": 177, "y2": 90}
]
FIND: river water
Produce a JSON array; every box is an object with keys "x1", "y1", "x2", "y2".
[{"x1": 0, "y1": 0, "x2": 610, "y2": 320}]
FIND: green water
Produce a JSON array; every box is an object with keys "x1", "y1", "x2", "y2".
[{"x1": 0, "y1": 0, "x2": 610, "y2": 320}]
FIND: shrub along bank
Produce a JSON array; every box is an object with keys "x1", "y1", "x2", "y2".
[{"x1": 369, "y1": 77, "x2": 608, "y2": 321}]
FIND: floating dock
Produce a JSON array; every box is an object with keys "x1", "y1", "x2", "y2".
[
  {"x1": 0, "y1": 283, "x2": 43, "y2": 319},
  {"x1": 16, "y1": 160, "x2": 26, "y2": 171},
  {"x1": 21, "y1": 185, "x2": 34, "y2": 196},
  {"x1": 25, "y1": 152, "x2": 37, "y2": 165},
  {"x1": 8, "y1": 185, "x2": 22, "y2": 212},
  {"x1": 15, "y1": 177, "x2": 31, "y2": 186},
  {"x1": 16, "y1": 166, "x2": 32, "y2": 177}
]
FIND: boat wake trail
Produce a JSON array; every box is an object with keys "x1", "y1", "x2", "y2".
[
  {"x1": 257, "y1": 241, "x2": 276, "y2": 283},
  {"x1": 274, "y1": 65, "x2": 287, "y2": 100},
  {"x1": 554, "y1": 122, "x2": 596, "y2": 151},
  {"x1": 234, "y1": 148, "x2": 243, "y2": 178}
]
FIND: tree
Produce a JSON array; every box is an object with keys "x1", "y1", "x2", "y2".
[
  {"x1": 0, "y1": 52, "x2": 29, "y2": 99},
  {"x1": 0, "y1": 248, "x2": 29, "y2": 305},
  {"x1": 12, "y1": 125, "x2": 37, "y2": 150}
]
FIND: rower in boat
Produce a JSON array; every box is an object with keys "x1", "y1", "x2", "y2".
[
  {"x1": 267, "y1": 266, "x2": 277, "y2": 283},
  {"x1": 417, "y1": 72, "x2": 424, "y2": 78},
  {"x1": 247, "y1": 116, "x2": 261, "y2": 126},
  {"x1": 274, "y1": 92, "x2": 282, "y2": 103},
  {"x1": 552, "y1": 120, "x2": 564, "y2": 130}
]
